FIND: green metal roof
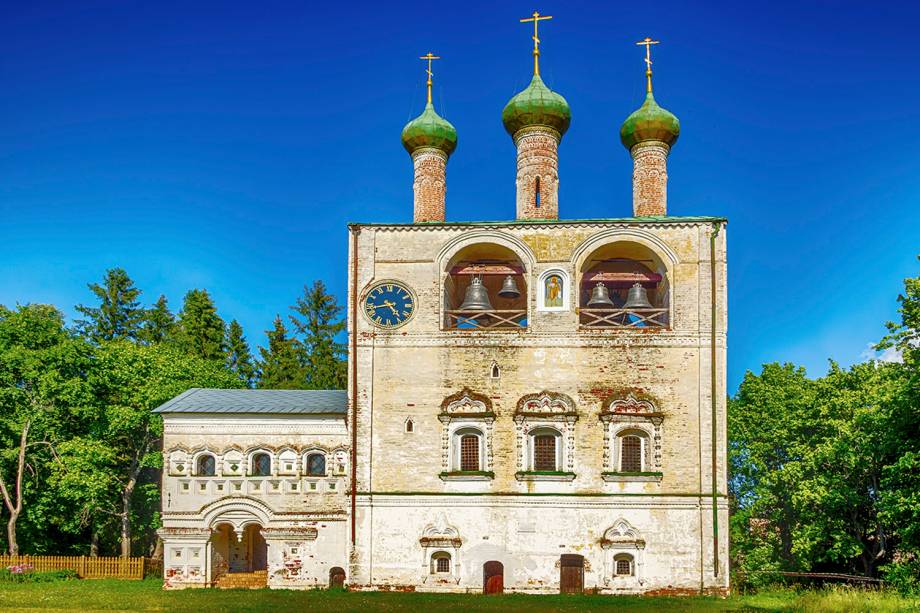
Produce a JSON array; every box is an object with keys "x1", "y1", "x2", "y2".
[
  {"x1": 620, "y1": 92, "x2": 680, "y2": 150},
  {"x1": 502, "y1": 75, "x2": 571, "y2": 138},
  {"x1": 401, "y1": 102, "x2": 457, "y2": 156},
  {"x1": 348, "y1": 216, "x2": 726, "y2": 228}
]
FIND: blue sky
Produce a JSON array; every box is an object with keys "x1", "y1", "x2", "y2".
[{"x1": 1, "y1": 1, "x2": 917, "y2": 392}]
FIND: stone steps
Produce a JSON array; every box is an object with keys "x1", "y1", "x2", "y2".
[{"x1": 215, "y1": 570, "x2": 268, "y2": 589}]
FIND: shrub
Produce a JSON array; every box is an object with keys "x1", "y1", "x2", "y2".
[
  {"x1": 882, "y1": 556, "x2": 920, "y2": 596},
  {"x1": 0, "y1": 566, "x2": 79, "y2": 583}
]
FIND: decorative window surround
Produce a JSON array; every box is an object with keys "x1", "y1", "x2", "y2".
[
  {"x1": 438, "y1": 389, "x2": 495, "y2": 477},
  {"x1": 514, "y1": 391, "x2": 579, "y2": 475},
  {"x1": 600, "y1": 519, "x2": 646, "y2": 586},
  {"x1": 419, "y1": 523, "x2": 461, "y2": 584},
  {"x1": 537, "y1": 268, "x2": 571, "y2": 311},
  {"x1": 599, "y1": 394, "x2": 663, "y2": 481}
]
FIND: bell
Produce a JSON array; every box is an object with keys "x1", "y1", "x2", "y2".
[
  {"x1": 623, "y1": 282, "x2": 653, "y2": 310},
  {"x1": 497, "y1": 275, "x2": 521, "y2": 299},
  {"x1": 587, "y1": 282, "x2": 616, "y2": 308},
  {"x1": 458, "y1": 277, "x2": 494, "y2": 311}
]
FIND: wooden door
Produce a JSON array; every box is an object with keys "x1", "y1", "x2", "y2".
[
  {"x1": 559, "y1": 554, "x2": 584, "y2": 594},
  {"x1": 483, "y1": 561, "x2": 504, "y2": 594},
  {"x1": 329, "y1": 567, "x2": 346, "y2": 588}
]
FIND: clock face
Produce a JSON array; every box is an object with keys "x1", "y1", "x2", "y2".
[{"x1": 363, "y1": 282, "x2": 416, "y2": 329}]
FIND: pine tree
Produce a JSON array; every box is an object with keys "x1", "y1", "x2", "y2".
[
  {"x1": 175, "y1": 289, "x2": 225, "y2": 360},
  {"x1": 289, "y1": 281, "x2": 347, "y2": 389},
  {"x1": 225, "y1": 319, "x2": 256, "y2": 387},
  {"x1": 75, "y1": 268, "x2": 145, "y2": 342},
  {"x1": 258, "y1": 315, "x2": 305, "y2": 389},
  {"x1": 140, "y1": 294, "x2": 176, "y2": 345}
]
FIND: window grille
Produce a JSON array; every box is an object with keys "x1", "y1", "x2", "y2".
[
  {"x1": 435, "y1": 555, "x2": 450, "y2": 573},
  {"x1": 306, "y1": 453, "x2": 326, "y2": 476},
  {"x1": 615, "y1": 557, "x2": 633, "y2": 576},
  {"x1": 197, "y1": 455, "x2": 215, "y2": 477},
  {"x1": 533, "y1": 434, "x2": 557, "y2": 471},
  {"x1": 620, "y1": 436, "x2": 642, "y2": 472},
  {"x1": 460, "y1": 435, "x2": 480, "y2": 471},
  {"x1": 251, "y1": 453, "x2": 271, "y2": 477}
]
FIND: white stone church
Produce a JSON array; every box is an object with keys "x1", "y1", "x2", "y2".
[{"x1": 156, "y1": 33, "x2": 729, "y2": 595}]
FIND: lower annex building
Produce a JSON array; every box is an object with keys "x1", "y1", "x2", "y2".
[{"x1": 156, "y1": 23, "x2": 729, "y2": 595}]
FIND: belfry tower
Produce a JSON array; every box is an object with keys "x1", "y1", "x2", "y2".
[
  {"x1": 620, "y1": 38, "x2": 680, "y2": 217},
  {"x1": 502, "y1": 11, "x2": 570, "y2": 220},
  {"x1": 401, "y1": 53, "x2": 458, "y2": 223}
]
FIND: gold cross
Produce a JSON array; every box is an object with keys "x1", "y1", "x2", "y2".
[
  {"x1": 419, "y1": 52, "x2": 441, "y2": 104},
  {"x1": 636, "y1": 37, "x2": 660, "y2": 93},
  {"x1": 520, "y1": 11, "x2": 553, "y2": 76}
]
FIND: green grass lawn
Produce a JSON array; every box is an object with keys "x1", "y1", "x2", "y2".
[{"x1": 0, "y1": 579, "x2": 918, "y2": 613}]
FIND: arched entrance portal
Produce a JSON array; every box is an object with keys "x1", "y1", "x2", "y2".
[
  {"x1": 559, "y1": 554, "x2": 584, "y2": 594},
  {"x1": 483, "y1": 561, "x2": 503, "y2": 594},
  {"x1": 210, "y1": 523, "x2": 267, "y2": 576}
]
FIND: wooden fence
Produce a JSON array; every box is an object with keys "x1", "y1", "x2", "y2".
[{"x1": 0, "y1": 555, "x2": 146, "y2": 579}]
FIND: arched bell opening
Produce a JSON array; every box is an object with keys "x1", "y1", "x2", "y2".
[
  {"x1": 578, "y1": 241, "x2": 670, "y2": 329},
  {"x1": 444, "y1": 243, "x2": 528, "y2": 330}
]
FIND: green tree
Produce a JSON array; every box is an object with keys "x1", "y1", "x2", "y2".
[
  {"x1": 225, "y1": 320, "x2": 256, "y2": 387},
  {"x1": 140, "y1": 295, "x2": 176, "y2": 345},
  {"x1": 175, "y1": 289, "x2": 225, "y2": 361},
  {"x1": 75, "y1": 268, "x2": 145, "y2": 343},
  {"x1": 66, "y1": 341, "x2": 241, "y2": 557},
  {"x1": 258, "y1": 316, "x2": 305, "y2": 390},
  {"x1": 0, "y1": 304, "x2": 92, "y2": 555},
  {"x1": 289, "y1": 281, "x2": 346, "y2": 389}
]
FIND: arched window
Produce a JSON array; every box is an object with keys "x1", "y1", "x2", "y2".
[
  {"x1": 453, "y1": 427, "x2": 483, "y2": 472},
  {"x1": 530, "y1": 428, "x2": 561, "y2": 472},
  {"x1": 535, "y1": 176, "x2": 541, "y2": 207},
  {"x1": 405, "y1": 418, "x2": 414, "y2": 433},
  {"x1": 196, "y1": 454, "x2": 216, "y2": 477},
  {"x1": 306, "y1": 453, "x2": 326, "y2": 477},
  {"x1": 618, "y1": 431, "x2": 647, "y2": 473},
  {"x1": 431, "y1": 552, "x2": 451, "y2": 574},
  {"x1": 490, "y1": 363, "x2": 500, "y2": 379},
  {"x1": 251, "y1": 452, "x2": 271, "y2": 477},
  {"x1": 614, "y1": 553, "x2": 634, "y2": 576}
]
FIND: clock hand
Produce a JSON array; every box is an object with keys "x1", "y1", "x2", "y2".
[{"x1": 382, "y1": 300, "x2": 400, "y2": 315}]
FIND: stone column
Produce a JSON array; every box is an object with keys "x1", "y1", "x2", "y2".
[
  {"x1": 514, "y1": 127, "x2": 560, "y2": 220},
  {"x1": 630, "y1": 141, "x2": 670, "y2": 217},
  {"x1": 412, "y1": 148, "x2": 447, "y2": 223}
]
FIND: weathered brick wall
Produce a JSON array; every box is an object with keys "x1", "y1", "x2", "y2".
[
  {"x1": 514, "y1": 128, "x2": 560, "y2": 220},
  {"x1": 412, "y1": 149, "x2": 447, "y2": 223},
  {"x1": 631, "y1": 142, "x2": 670, "y2": 217}
]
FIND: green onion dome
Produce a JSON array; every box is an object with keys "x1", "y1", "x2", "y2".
[
  {"x1": 620, "y1": 91, "x2": 680, "y2": 151},
  {"x1": 401, "y1": 102, "x2": 457, "y2": 157},
  {"x1": 502, "y1": 75, "x2": 571, "y2": 138}
]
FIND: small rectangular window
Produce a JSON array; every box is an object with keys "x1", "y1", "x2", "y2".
[
  {"x1": 616, "y1": 558, "x2": 632, "y2": 575},
  {"x1": 436, "y1": 556, "x2": 450, "y2": 573}
]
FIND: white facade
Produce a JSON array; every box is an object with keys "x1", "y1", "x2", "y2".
[{"x1": 157, "y1": 403, "x2": 349, "y2": 589}]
